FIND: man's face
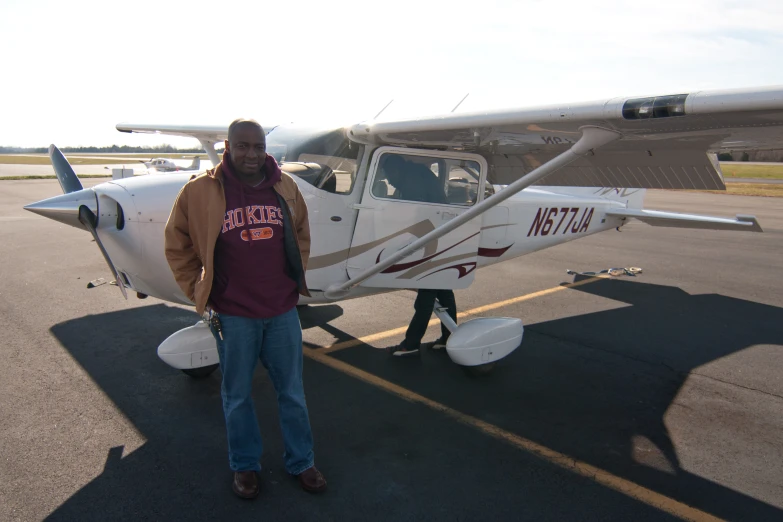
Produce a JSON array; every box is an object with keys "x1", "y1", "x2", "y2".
[{"x1": 225, "y1": 124, "x2": 267, "y2": 177}]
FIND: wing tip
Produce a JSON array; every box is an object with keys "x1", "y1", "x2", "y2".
[{"x1": 736, "y1": 214, "x2": 763, "y2": 232}]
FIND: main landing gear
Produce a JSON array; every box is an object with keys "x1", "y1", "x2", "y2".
[
  {"x1": 157, "y1": 321, "x2": 222, "y2": 379},
  {"x1": 157, "y1": 304, "x2": 523, "y2": 379},
  {"x1": 432, "y1": 300, "x2": 523, "y2": 376}
]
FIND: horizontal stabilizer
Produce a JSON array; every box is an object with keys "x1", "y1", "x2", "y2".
[{"x1": 606, "y1": 209, "x2": 762, "y2": 232}]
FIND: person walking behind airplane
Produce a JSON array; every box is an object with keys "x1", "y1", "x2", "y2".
[
  {"x1": 379, "y1": 155, "x2": 459, "y2": 357},
  {"x1": 164, "y1": 119, "x2": 326, "y2": 499},
  {"x1": 388, "y1": 288, "x2": 458, "y2": 356}
]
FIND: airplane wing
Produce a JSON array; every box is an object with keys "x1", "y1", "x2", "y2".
[
  {"x1": 116, "y1": 123, "x2": 230, "y2": 141},
  {"x1": 116, "y1": 123, "x2": 276, "y2": 165},
  {"x1": 347, "y1": 85, "x2": 783, "y2": 190}
]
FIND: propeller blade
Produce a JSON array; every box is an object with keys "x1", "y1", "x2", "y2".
[
  {"x1": 78, "y1": 205, "x2": 128, "y2": 300},
  {"x1": 48, "y1": 144, "x2": 83, "y2": 194}
]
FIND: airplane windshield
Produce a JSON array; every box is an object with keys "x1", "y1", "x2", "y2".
[{"x1": 267, "y1": 127, "x2": 362, "y2": 195}]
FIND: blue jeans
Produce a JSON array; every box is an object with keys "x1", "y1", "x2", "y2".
[{"x1": 209, "y1": 307, "x2": 314, "y2": 475}]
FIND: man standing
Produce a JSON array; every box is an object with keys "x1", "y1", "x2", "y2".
[
  {"x1": 380, "y1": 155, "x2": 459, "y2": 357},
  {"x1": 164, "y1": 119, "x2": 326, "y2": 499}
]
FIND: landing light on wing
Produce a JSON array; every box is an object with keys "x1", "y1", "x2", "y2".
[{"x1": 622, "y1": 94, "x2": 688, "y2": 119}]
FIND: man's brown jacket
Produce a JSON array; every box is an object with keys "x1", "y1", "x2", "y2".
[{"x1": 164, "y1": 163, "x2": 311, "y2": 316}]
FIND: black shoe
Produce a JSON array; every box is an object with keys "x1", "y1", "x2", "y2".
[
  {"x1": 387, "y1": 343, "x2": 419, "y2": 357},
  {"x1": 428, "y1": 337, "x2": 448, "y2": 350}
]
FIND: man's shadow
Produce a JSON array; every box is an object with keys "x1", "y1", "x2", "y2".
[{"x1": 46, "y1": 303, "x2": 344, "y2": 521}]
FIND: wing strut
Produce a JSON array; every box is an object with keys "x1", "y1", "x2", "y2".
[
  {"x1": 198, "y1": 139, "x2": 220, "y2": 167},
  {"x1": 324, "y1": 126, "x2": 622, "y2": 299}
]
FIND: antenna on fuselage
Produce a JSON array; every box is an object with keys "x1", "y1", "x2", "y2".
[
  {"x1": 451, "y1": 93, "x2": 470, "y2": 113},
  {"x1": 374, "y1": 99, "x2": 394, "y2": 119}
]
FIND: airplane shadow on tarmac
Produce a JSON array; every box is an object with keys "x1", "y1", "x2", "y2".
[{"x1": 46, "y1": 279, "x2": 783, "y2": 521}]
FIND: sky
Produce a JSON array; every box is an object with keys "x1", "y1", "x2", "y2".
[{"x1": 1, "y1": 0, "x2": 782, "y2": 148}]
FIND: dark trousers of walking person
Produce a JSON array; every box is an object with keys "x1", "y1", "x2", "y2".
[{"x1": 404, "y1": 289, "x2": 457, "y2": 349}]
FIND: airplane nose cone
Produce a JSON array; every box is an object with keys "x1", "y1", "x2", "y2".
[{"x1": 24, "y1": 188, "x2": 98, "y2": 230}]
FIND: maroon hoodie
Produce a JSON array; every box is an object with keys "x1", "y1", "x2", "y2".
[{"x1": 209, "y1": 153, "x2": 299, "y2": 318}]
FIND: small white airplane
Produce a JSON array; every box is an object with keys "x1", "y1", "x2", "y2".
[
  {"x1": 143, "y1": 156, "x2": 201, "y2": 173},
  {"x1": 26, "y1": 85, "x2": 782, "y2": 377}
]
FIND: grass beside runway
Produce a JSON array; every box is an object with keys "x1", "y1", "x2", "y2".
[
  {"x1": 0, "y1": 175, "x2": 113, "y2": 180},
  {"x1": 0, "y1": 155, "x2": 140, "y2": 165},
  {"x1": 1, "y1": 155, "x2": 780, "y2": 175},
  {"x1": 3, "y1": 177, "x2": 783, "y2": 197},
  {"x1": 720, "y1": 163, "x2": 783, "y2": 179},
  {"x1": 3, "y1": 159, "x2": 782, "y2": 196},
  {"x1": 708, "y1": 183, "x2": 783, "y2": 197}
]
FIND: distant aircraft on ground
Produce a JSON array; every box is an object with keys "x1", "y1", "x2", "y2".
[
  {"x1": 143, "y1": 156, "x2": 200, "y2": 173},
  {"x1": 24, "y1": 85, "x2": 782, "y2": 378}
]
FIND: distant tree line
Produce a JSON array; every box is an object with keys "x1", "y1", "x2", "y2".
[
  {"x1": 718, "y1": 150, "x2": 783, "y2": 162},
  {"x1": 0, "y1": 144, "x2": 205, "y2": 154}
]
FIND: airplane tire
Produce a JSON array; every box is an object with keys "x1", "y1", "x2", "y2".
[
  {"x1": 181, "y1": 364, "x2": 219, "y2": 379},
  {"x1": 462, "y1": 362, "x2": 496, "y2": 377}
]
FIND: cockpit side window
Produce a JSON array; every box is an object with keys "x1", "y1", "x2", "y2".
[{"x1": 372, "y1": 152, "x2": 479, "y2": 206}]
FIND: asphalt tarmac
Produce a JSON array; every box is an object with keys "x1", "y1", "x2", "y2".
[{"x1": 1, "y1": 181, "x2": 782, "y2": 521}]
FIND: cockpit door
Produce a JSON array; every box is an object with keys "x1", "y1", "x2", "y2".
[{"x1": 347, "y1": 147, "x2": 488, "y2": 290}]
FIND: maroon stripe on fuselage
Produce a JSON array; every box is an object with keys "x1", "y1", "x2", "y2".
[{"x1": 478, "y1": 245, "x2": 512, "y2": 257}]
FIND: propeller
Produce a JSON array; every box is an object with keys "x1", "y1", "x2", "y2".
[
  {"x1": 26, "y1": 144, "x2": 129, "y2": 299},
  {"x1": 78, "y1": 205, "x2": 128, "y2": 299}
]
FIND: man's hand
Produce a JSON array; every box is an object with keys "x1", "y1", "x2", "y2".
[{"x1": 164, "y1": 183, "x2": 203, "y2": 304}]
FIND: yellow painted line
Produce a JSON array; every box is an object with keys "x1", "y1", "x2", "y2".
[
  {"x1": 304, "y1": 346, "x2": 723, "y2": 522},
  {"x1": 321, "y1": 276, "x2": 603, "y2": 353}
]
